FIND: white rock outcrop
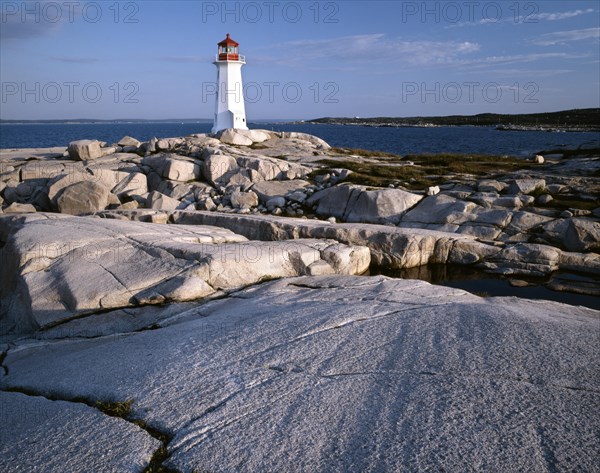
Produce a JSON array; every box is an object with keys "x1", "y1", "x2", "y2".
[
  {"x1": 1, "y1": 276, "x2": 597, "y2": 472},
  {"x1": 0, "y1": 213, "x2": 370, "y2": 334}
]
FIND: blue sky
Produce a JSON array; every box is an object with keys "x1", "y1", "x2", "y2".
[{"x1": 1, "y1": 0, "x2": 598, "y2": 119}]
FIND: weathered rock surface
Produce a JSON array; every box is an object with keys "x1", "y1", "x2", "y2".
[
  {"x1": 169, "y1": 211, "x2": 501, "y2": 268},
  {"x1": 252, "y1": 179, "x2": 310, "y2": 203},
  {"x1": 2, "y1": 134, "x2": 599, "y2": 290},
  {"x1": 0, "y1": 213, "x2": 370, "y2": 334},
  {"x1": 0, "y1": 391, "x2": 159, "y2": 473},
  {"x1": 56, "y1": 180, "x2": 111, "y2": 215},
  {"x1": 67, "y1": 140, "x2": 103, "y2": 161},
  {"x1": 539, "y1": 218, "x2": 600, "y2": 252},
  {"x1": 1, "y1": 276, "x2": 597, "y2": 472},
  {"x1": 308, "y1": 184, "x2": 423, "y2": 224}
]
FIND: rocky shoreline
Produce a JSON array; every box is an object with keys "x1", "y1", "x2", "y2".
[
  {"x1": 1, "y1": 129, "x2": 599, "y2": 472},
  {"x1": 1, "y1": 128, "x2": 598, "y2": 294}
]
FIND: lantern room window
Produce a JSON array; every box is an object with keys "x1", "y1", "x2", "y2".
[{"x1": 217, "y1": 34, "x2": 241, "y2": 61}]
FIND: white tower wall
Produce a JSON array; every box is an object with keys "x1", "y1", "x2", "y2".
[{"x1": 212, "y1": 59, "x2": 248, "y2": 133}]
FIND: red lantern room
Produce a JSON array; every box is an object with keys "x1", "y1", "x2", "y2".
[{"x1": 217, "y1": 33, "x2": 240, "y2": 61}]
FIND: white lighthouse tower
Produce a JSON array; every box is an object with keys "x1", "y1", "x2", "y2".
[{"x1": 212, "y1": 34, "x2": 248, "y2": 133}]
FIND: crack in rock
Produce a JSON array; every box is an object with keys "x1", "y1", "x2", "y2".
[{"x1": 0, "y1": 386, "x2": 180, "y2": 473}]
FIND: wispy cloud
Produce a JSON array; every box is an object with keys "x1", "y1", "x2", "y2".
[
  {"x1": 459, "y1": 52, "x2": 588, "y2": 71},
  {"x1": 0, "y1": 0, "x2": 86, "y2": 40},
  {"x1": 448, "y1": 8, "x2": 596, "y2": 28},
  {"x1": 532, "y1": 27, "x2": 600, "y2": 46},
  {"x1": 479, "y1": 68, "x2": 573, "y2": 77},
  {"x1": 257, "y1": 34, "x2": 480, "y2": 68},
  {"x1": 529, "y1": 8, "x2": 596, "y2": 21}
]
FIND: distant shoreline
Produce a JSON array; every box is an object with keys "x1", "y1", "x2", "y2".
[
  {"x1": 2, "y1": 108, "x2": 598, "y2": 130},
  {"x1": 302, "y1": 108, "x2": 600, "y2": 133}
]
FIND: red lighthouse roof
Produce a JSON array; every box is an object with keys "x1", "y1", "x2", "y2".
[{"x1": 218, "y1": 34, "x2": 239, "y2": 47}]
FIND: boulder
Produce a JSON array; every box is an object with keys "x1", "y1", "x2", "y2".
[
  {"x1": 252, "y1": 180, "x2": 310, "y2": 203},
  {"x1": 504, "y1": 211, "x2": 553, "y2": 236},
  {"x1": 117, "y1": 136, "x2": 141, "y2": 148},
  {"x1": 533, "y1": 155, "x2": 545, "y2": 164},
  {"x1": 539, "y1": 218, "x2": 600, "y2": 253},
  {"x1": 426, "y1": 186, "x2": 440, "y2": 196},
  {"x1": 157, "y1": 137, "x2": 185, "y2": 151},
  {"x1": 287, "y1": 190, "x2": 307, "y2": 204},
  {"x1": 477, "y1": 179, "x2": 507, "y2": 193},
  {"x1": 146, "y1": 191, "x2": 182, "y2": 211},
  {"x1": 507, "y1": 179, "x2": 546, "y2": 195},
  {"x1": 230, "y1": 190, "x2": 259, "y2": 209},
  {"x1": 111, "y1": 172, "x2": 148, "y2": 198},
  {"x1": 100, "y1": 146, "x2": 117, "y2": 157},
  {"x1": 146, "y1": 137, "x2": 158, "y2": 154},
  {"x1": 564, "y1": 218, "x2": 600, "y2": 253},
  {"x1": 245, "y1": 129, "x2": 271, "y2": 143},
  {"x1": 344, "y1": 187, "x2": 423, "y2": 224},
  {"x1": 480, "y1": 243, "x2": 561, "y2": 276},
  {"x1": 266, "y1": 197, "x2": 286, "y2": 211},
  {"x1": 163, "y1": 157, "x2": 201, "y2": 182},
  {"x1": 57, "y1": 181, "x2": 111, "y2": 215},
  {"x1": 68, "y1": 140, "x2": 103, "y2": 161},
  {"x1": 236, "y1": 155, "x2": 310, "y2": 181},
  {"x1": 309, "y1": 185, "x2": 423, "y2": 224},
  {"x1": 278, "y1": 131, "x2": 331, "y2": 149},
  {"x1": 3, "y1": 202, "x2": 37, "y2": 214},
  {"x1": 536, "y1": 194, "x2": 553, "y2": 205},
  {"x1": 216, "y1": 129, "x2": 254, "y2": 146},
  {"x1": 203, "y1": 154, "x2": 238, "y2": 185},
  {"x1": 402, "y1": 194, "x2": 476, "y2": 226}
]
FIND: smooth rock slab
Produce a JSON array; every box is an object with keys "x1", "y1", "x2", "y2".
[
  {"x1": 1, "y1": 276, "x2": 598, "y2": 472},
  {"x1": 0, "y1": 214, "x2": 369, "y2": 333},
  {"x1": 0, "y1": 391, "x2": 159, "y2": 473}
]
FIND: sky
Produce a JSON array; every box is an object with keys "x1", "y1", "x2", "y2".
[{"x1": 0, "y1": 0, "x2": 599, "y2": 120}]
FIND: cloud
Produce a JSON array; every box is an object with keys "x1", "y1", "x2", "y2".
[
  {"x1": 257, "y1": 34, "x2": 480, "y2": 68},
  {"x1": 448, "y1": 8, "x2": 596, "y2": 28},
  {"x1": 0, "y1": 1, "x2": 79, "y2": 40},
  {"x1": 533, "y1": 27, "x2": 600, "y2": 46},
  {"x1": 479, "y1": 68, "x2": 573, "y2": 77},
  {"x1": 528, "y1": 8, "x2": 595, "y2": 21},
  {"x1": 460, "y1": 52, "x2": 587, "y2": 70}
]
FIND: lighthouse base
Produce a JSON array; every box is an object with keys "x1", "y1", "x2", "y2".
[{"x1": 212, "y1": 110, "x2": 248, "y2": 134}]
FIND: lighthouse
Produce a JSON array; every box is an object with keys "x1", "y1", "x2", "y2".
[{"x1": 212, "y1": 34, "x2": 248, "y2": 133}]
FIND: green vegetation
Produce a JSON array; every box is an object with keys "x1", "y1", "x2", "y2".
[
  {"x1": 330, "y1": 147, "x2": 403, "y2": 159},
  {"x1": 547, "y1": 195, "x2": 599, "y2": 211},
  {"x1": 94, "y1": 398, "x2": 134, "y2": 418},
  {"x1": 314, "y1": 152, "x2": 534, "y2": 189}
]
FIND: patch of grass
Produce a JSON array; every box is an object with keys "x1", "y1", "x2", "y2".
[
  {"x1": 94, "y1": 398, "x2": 134, "y2": 418},
  {"x1": 529, "y1": 185, "x2": 548, "y2": 198},
  {"x1": 314, "y1": 153, "x2": 536, "y2": 189},
  {"x1": 330, "y1": 147, "x2": 403, "y2": 159},
  {"x1": 547, "y1": 195, "x2": 599, "y2": 211},
  {"x1": 248, "y1": 143, "x2": 268, "y2": 150}
]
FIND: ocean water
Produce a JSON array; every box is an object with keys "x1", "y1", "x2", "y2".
[{"x1": 1, "y1": 122, "x2": 598, "y2": 156}]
